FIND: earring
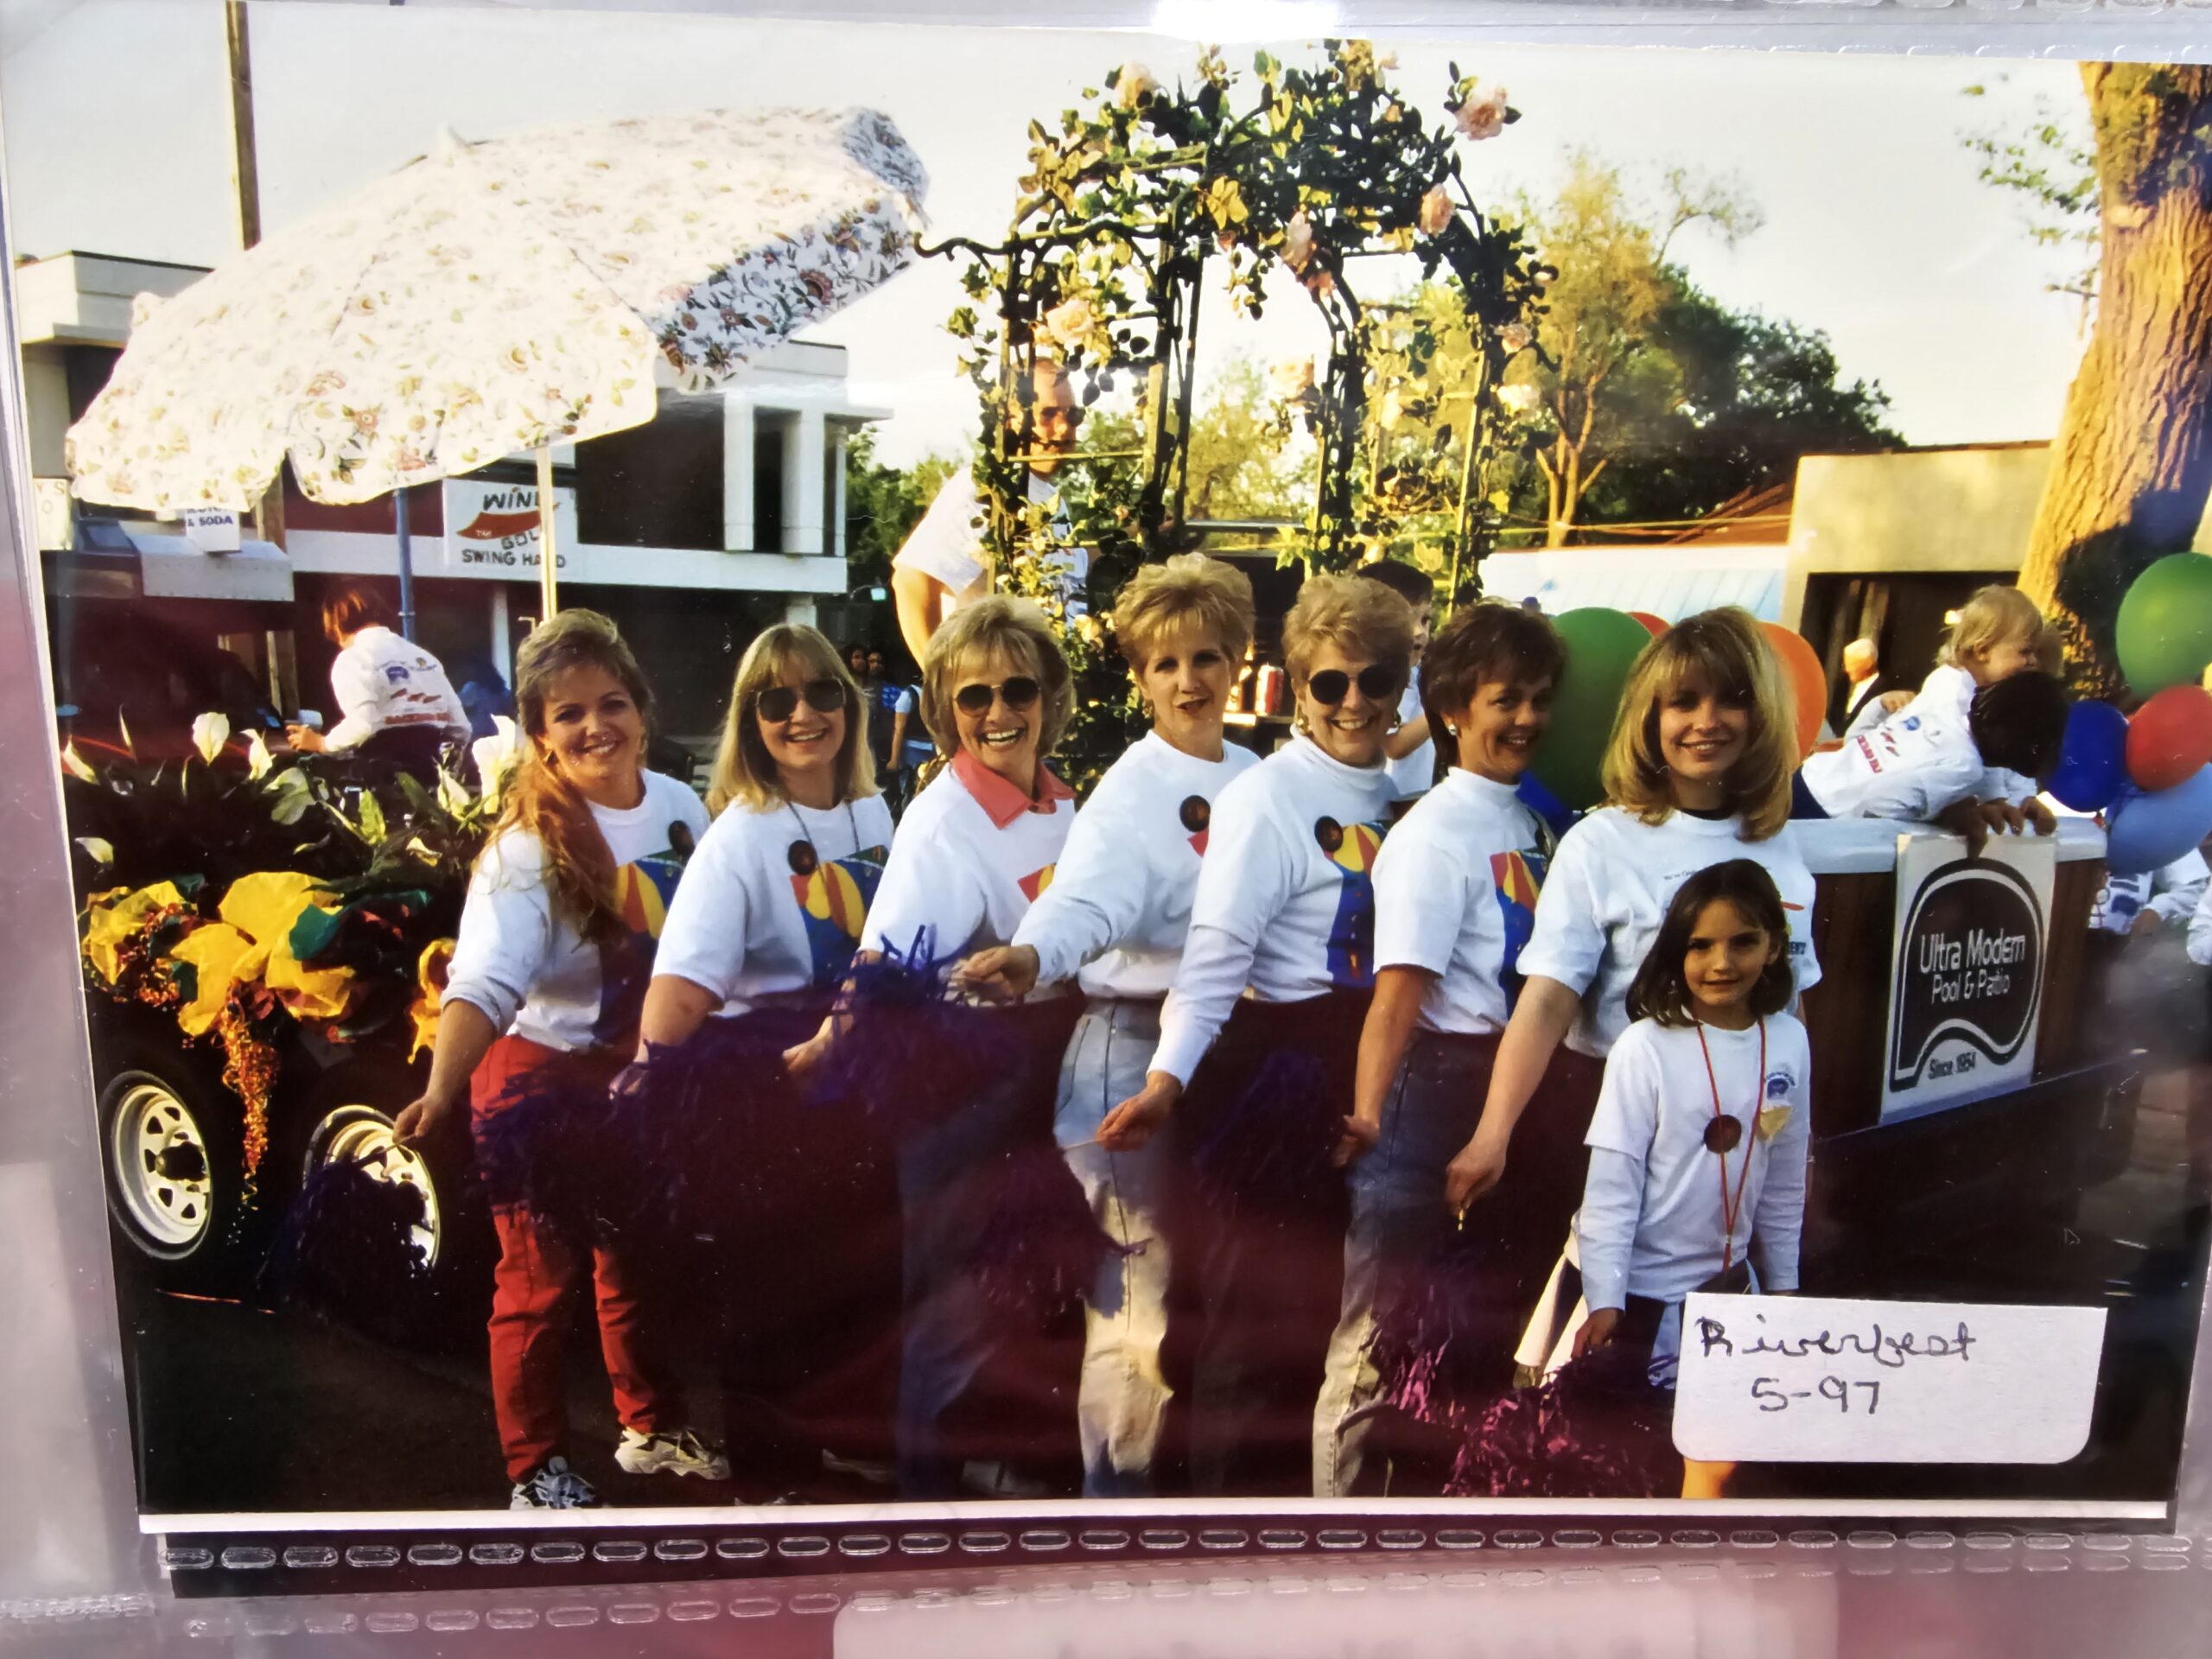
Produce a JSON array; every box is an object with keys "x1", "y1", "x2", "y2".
[
  {"x1": 1140, "y1": 699, "x2": 1154, "y2": 720},
  {"x1": 1444, "y1": 721, "x2": 1459, "y2": 738},
  {"x1": 1294, "y1": 709, "x2": 1311, "y2": 735}
]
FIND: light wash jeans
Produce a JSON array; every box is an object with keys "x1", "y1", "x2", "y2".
[
  {"x1": 1311, "y1": 1028, "x2": 1494, "y2": 1497},
  {"x1": 1053, "y1": 998, "x2": 1174, "y2": 1497}
]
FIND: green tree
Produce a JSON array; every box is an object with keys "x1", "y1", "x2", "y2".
[
  {"x1": 842, "y1": 429, "x2": 962, "y2": 590},
  {"x1": 1963, "y1": 77, "x2": 2101, "y2": 335}
]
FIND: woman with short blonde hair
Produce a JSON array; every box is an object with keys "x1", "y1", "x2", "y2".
[
  {"x1": 953, "y1": 554, "x2": 1259, "y2": 1496},
  {"x1": 917, "y1": 596, "x2": 1076, "y2": 761},
  {"x1": 1444, "y1": 606, "x2": 1823, "y2": 1386},
  {"x1": 1112, "y1": 569, "x2": 1409, "y2": 1491}
]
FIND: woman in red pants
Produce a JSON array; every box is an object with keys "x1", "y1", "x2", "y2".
[{"x1": 396, "y1": 609, "x2": 721, "y2": 1510}]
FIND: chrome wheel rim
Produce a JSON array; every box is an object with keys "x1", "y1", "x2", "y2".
[
  {"x1": 109, "y1": 1081, "x2": 214, "y2": 1253},
  {"x1": 312, "y1": 1113, "x2": 442, "y2": 1268}
]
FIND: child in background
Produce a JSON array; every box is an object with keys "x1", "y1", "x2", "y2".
[
  {"x1": 1358, "y1": 562, "x2": 1440, "y2": 806},
  {"x1": 1792, "y1": 671, "x2": 2069, "y2": 850},
  {"x1": 1556, "y1": 860, "x2": 1810, "y2": 1498},
  {"x1": 1922, "y1": 585, "x2": 2059, "y2": 812}
]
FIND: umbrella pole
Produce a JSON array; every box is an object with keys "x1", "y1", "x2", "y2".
[
  {"x1": 535, "y1": 447, "x2": 559, "y2": 620},
  {"x1": 393, "y1": 487, "x2": 415, "y2": 640}
]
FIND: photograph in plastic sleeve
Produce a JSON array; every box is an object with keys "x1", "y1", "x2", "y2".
[{"x1": 18, "y1": 3, "x2": 2212, "y2": 1550}]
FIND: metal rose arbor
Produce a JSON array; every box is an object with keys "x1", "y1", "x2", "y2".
[{"x1": 929, "y1": 43, "x2": 1552, "y2": 784}]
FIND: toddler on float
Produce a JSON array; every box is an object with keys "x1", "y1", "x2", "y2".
[
  {"x1": 1793, "y1": 668, "x2": 2069, "y2": 841},
  {"x1": 1546, "y1": 859, "x2": 1810, "y2": 1500}
]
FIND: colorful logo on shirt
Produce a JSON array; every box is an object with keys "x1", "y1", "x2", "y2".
[
  {"x1": 1488, "y1": 848, "x2": 1548, "y2": 1007},
  {"x1": 787, "y1": 840, "x2": 888, "y2": 985},
  {"x1": 1315, "y1": 816, "x2": 1389, "y2": 988},
  {"x1": 594, "y1": 849, "x2": 689, "y2": 1046},
  {"x1": 1179, "y1": 795, "x2": 1212, "y2": 856},
  {"x1": 1019, "y1": 864, "x2": 1058, "y2": 903}
]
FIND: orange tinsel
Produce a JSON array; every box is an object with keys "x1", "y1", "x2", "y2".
[{"x1": 212, "y1": 986, "x2": 282, "y2": 1179}]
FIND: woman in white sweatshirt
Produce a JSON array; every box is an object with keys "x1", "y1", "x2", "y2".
[
  {"x1": 954, "y1": 555, "x2": 1259, "y2": 1496},
  {"x1": 394, "y1": 610, "x2": 720, "y2": 1512},
  {"x1": 795, "y1": 596, "x2": 1079, "y2": 1499},
  {"x1": 632, "y1": 622, "x2": 893, "y2": 1497},
  {"x1": 1444, "y1": 607, "x2": 1823, "y2": 1380},
  {"x1": 1124, "y1": 572, "x2": 1414, "y2": 1494}
]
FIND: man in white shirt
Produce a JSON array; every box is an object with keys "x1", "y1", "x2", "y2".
[
  {"x1": 1357, "y1": 560, "x2": 1438, "y2": 804},
  {"x1": 892, "y1": 359, "x2": 1089, "y2": 661}
]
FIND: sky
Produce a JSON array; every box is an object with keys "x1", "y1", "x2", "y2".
[{"x1": 1, "y1": 1, "x2": 2101, "y2": 467}]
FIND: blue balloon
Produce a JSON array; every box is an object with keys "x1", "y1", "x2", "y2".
[
  {"x1": 2105, "y1": 766, "x2": 2212, "y2": 877},
  {"x1": 2047, "y1": 698, "x2": 2129, "y2": 812}
]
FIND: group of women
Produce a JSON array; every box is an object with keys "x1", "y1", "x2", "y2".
[{"x1": 402, "y1": 554, "x2": 1827, "y2": 1510}]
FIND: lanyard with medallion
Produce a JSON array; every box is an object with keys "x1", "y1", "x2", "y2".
[{"x1": 1694, "y1": 1015, "x2": 1764, "y2": 1279}]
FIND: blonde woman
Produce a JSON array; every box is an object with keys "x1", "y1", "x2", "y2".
[
  {"x1": 395, "y1": 611, "x2": 721, "y2": 1510},
  {"x1": 1442, "y1": 608, "x2": 1822, "y2": 1427},
  {"x1": 810, "y1": 597, "x2": 1080, "y2": 1497},
  {"x1": 956, "y1": 555, "x2": 1259, "y2": 1496},
  {"x1": 626, "y1": 623, "x2": 893, "y2": 1497},
  {"x1": 1134, "y1": 572, "x2": 1413, "y2": 1494}
]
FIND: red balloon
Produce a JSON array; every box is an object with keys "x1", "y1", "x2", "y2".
[
  {"x1": 1627, "y1": 610, "x2": 1669, "y2": 638},
  {"x1": 2126, "y1": 684, "x2": 2212, "y2": 792},
  {"x1": 1759, "y1": 621, "x2": 1827, "y2": 763}
]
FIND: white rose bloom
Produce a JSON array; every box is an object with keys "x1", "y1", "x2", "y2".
[
  {"x1": 191, "y1": 711, "x2": 231, "y2": 766},
  {"x1": 1282, "y1": 208, "x2": 1316, "y2": 272},
  {"x1": 1044, "y1": 295, "x2": 1096, "y2": 348},
  {"x1": 1268, "y1": 357, "x2": 1317, "y2": 401},
  {"x1": 1496, "y1": 381, "x2": 1540, "y2": 416},
  {"x1": 1455, "y1": 85, "x2": 1509, "y2": 143},
  {"x1": 1116, "y1": 62, "x2": 1159, "y2": 109},
  {"x1": 1419, "y1": 185, "x2": 1455, "y2": 236},
  {"x1": 1500, "y1": 321, "x2": 1534, "y2": 354}
]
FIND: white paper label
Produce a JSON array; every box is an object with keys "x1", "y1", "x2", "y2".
[
  {"x1": 182, "y1": 508, "x2": 240, "y2": 553},
  {"x1": 1672, "y1": 1294, "x2": 2105, "y2": 1465}
]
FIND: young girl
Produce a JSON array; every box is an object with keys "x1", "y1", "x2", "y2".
[{"x1": 1554, "y1": 859, "x2": 1811, "y2": 1498}]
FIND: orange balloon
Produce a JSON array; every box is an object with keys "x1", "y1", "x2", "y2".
[
  {"x1": 1760, "y1": 621, "x2": 1827, "y2": 762},
  {"x1": 1627, "y1": 610, "x2": 1669, "y2": 638}
]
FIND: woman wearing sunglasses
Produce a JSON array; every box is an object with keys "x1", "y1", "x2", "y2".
[
  {"x1": 823, "y1": 595, "x2": 1079, "y2": 1497},
  {"x1": 952, "y1": 555, "x2": 1259, "y2": 1497},
  {"x1": 634, "y1": 623, "x2": 893, "y2": 1497},
  {"x1": 1133, "y1": 572, "x2": 1414, "y2": 1493}
]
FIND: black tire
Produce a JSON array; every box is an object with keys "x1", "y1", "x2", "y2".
[
  {"x1": 283, "y1": 1056, "x2": 493, "y2": 1351},
  {"x1": 95, "y1": 1029, "x2": 270, "y2": 1293}
]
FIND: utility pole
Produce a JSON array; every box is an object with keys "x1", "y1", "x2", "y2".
[{"x1": 224, "y1": 1, "x2": 298, "y2": 710}]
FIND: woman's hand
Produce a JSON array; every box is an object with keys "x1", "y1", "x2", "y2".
[
  {"x1": 782, "y1": 1018, "x2": 836, "y2": 1084},
  {"x1": 951, "y1": 944, "x2": 1040, "y2": 1003},
  {"x1": 1444, "y1": 1122, "x2": 1510, "y2": 1214},
  {"x1": 284, "y1": 724, "x2": 327, "y2": 753},
  {"x1": 1572, "y1": 1306, "x2": 1623, "y2": 1360},
  {"x1": 393, "y1": 1089, "x2": 464, "y2": 1150},
  {"x1": 1098, "y1": 1071, "x2": 1180, "y2": 1151},
  {"x1": 1332, "y1": 1112, "x2": 1381, "y2": 1169}
]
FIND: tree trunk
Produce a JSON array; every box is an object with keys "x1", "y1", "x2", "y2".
[{"x1": 2018, "y1": 63, "x2": 2212, "y2": 696}]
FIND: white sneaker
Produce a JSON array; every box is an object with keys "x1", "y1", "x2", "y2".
[
  {"x1": 961, "y1": 1459, "x2": 1052, "y2": 1498},
  {"x1": 511, "y1": 1455, "x2": 601, "y2": 1510},
  {"x1": 616, "y1": 1426, "x2": 730, "y2": 1481},
  {"x1": 821, "y1": 1448, "x2": 897, "y2": 1487}
]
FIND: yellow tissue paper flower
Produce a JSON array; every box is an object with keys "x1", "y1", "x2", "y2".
[
  {"x1": 169, "y1": 924, "x2": 270, "y2": 1038},
  {"x1": 82, "y1": 882, "x2": 190, "y2": 985}
]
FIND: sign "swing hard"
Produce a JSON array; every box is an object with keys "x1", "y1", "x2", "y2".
[
  {"x1": 441, "y1": 480, "x2": 576, "y2": 573},
  {"x1": 1879, "y1": 835, "x2": 2056, "y2": 1119}
]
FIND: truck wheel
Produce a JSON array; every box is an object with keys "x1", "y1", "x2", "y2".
[
  {"x1": 98, "y1": 1054, "x2": 261, "y2": 1289},
  {"x1": 290, "y1": 1066, "x2": 490, "y2": 1351}
]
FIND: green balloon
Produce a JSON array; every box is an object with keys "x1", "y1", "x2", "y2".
[
  {"x1": 2117, "y1": 553, "x2": 2212, "y2": 696},
  {"x1": 1529, "y1": 607, "x2": 1655, "y2": 810}
]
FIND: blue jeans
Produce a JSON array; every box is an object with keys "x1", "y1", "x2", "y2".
[
  {"x1": 1312, "y1": 1028, "x2": 1496, "y2": 1497},
  {"x1": 1052, "y1": 999, "x2": 1173, "y2": 1497}
]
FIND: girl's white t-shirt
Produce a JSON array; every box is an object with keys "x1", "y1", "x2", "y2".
[
  {"x1": 653, "y1": 791, "x2": 895, "y2": 1016},
  {"x1": 444, "y1": 770, "x2": 712, "y2": 1054},
  {"x1": 860, "y1": 761, "x2": 1075, "y2": 964},
  {"x1": 1516, "y1": 806, "x2": 1822, "y2": 1058},
  {"x1": 1573, "y1": 1014, "x2": 1813, "y2": 1312},
  {"x1": 1371, "y1": 768, "x2": 1548, "y2": 1036},
  {"x1": 1151, "y1": 734, "x2": 1399, "y2": 1085},
  {"x1": 1012, "y1": 731, "x2": 1259, "y2": 1000}
]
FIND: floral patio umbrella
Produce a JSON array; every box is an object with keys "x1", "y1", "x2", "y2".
[{"x1": 67, "y1": 105, "x2": 928, "y2": 610}]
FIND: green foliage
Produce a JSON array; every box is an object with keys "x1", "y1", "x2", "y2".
[{"x1": 1962, "y1": 76, "x2": 2101, "y2": 329}]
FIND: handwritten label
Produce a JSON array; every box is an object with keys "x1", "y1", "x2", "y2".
[{"x1": 1672, "y1": 1294, "x2": 2105, "y2": 1464}]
